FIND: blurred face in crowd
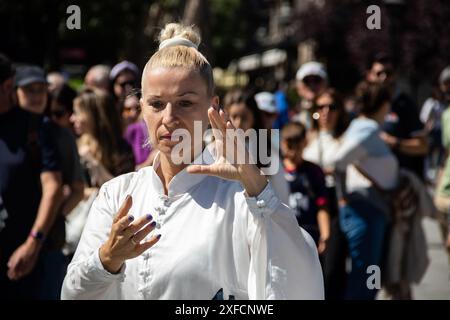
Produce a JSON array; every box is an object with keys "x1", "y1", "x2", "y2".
[
  {"x1": 85, "y1": 67, "x2": 110, "y2": 92},
  {"x1": 16, "y1": 82, "x2": 48, "y2": 114},
  {"x1": 297, "y1": 75, "x2": 326, "y2": 101},
  {"x1": 140, "y1": 67, "x2": 217, "y2": 159},
  {"x1": 281, "y1": 135, "x2": 306, "y2": 165},
  {"x1": 227, "y1": 102, "x2": 255, "y2": 132},
  {"x1": 50, "y1": 100, "x2": 72, "y2": 129},
  {"x1": 315, "y1": 93, "x2": 339, "y2": 132},
  {"x1": 122, "y1": 95, "x2": 141, "y2": 126},
  {"x1": 113, "y1": 70, "x2": 137, "y2": 100},
  {"x1": 367, "y1": 62, "x2": 394, "y2": 86},
  {"x1": 71, "y1": 102, "x2": 93, "y2": 136},
  {"x1": 47, "y1": 72, "x2": 65, "y2": 94}
]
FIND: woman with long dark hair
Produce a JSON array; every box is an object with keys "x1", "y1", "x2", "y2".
[
  {"x1": 333, "y1": 84, "x2": 398, "y2": 300},
  {"x1": 303, "y1": 88, "x2": 349, "y2": 299}
]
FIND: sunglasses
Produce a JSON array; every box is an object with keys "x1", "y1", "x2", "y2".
[{"x1": 315, "y1": 103, "x2": 338, "y2": 111}]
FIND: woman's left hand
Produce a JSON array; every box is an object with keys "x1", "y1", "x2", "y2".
[{"x1": 187, "y1": 106, "x2": 268, "y2": 197}]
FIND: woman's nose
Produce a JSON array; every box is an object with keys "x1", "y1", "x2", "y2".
[{"x1": 161, "y1": 103, "x2": 178, "y2": 125}]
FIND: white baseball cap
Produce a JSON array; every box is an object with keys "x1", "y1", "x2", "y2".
[
  {"x1": 439, "y1": 66, "x2": 450, "y2": 85},
  {"x1": 296, "y1": 61, "x2": 328, "y2": 82},
  {"x1": 254, "y1": 92, "x2": 278, "y2": 114}
]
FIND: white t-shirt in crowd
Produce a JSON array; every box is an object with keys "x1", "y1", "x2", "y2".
[{"x1": 303, "y1": 130, "x2": 342, "y2": 188}]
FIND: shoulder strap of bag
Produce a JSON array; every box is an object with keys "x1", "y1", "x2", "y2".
[{"x1": 353, "y1": 163, "x2": 386, "y2": 193}]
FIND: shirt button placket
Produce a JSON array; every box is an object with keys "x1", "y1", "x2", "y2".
[{"x1": 155, "y1": 195, "x2": 169, "y2": 229}]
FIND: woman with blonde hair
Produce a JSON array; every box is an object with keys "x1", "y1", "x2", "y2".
[{"x1": 62, "y1": 23, "x2": 323, "y2": 300}]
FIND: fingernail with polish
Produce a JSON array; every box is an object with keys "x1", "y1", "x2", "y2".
[
  {"x1": 151, "y1": 221, "x2": 157, "y2": 227},
  {"x1": 128, "y1": 215, "x2": 134, "y2": 222},
  {"x1": 156, "y1": 234, "x2": 162, "y2": 239},
  {"x1": 146, "y1": 214, "x2": 153, "y2": 221}
]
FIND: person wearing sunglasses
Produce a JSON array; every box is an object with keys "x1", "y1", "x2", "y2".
[
  {"x1": 303, "y1": 88, "x2": 349, "y2": 300},
  {"x1": 49, "y1": 84, "x2": 77, "y2": 131},
  {"x1": 110, "y1": 60, "x2": 139, "y2": 104},
  {"x1": 292, "y1": 61, "x2": 328, "y2": 129}
]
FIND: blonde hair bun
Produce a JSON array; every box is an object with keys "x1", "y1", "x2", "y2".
[
  {"x1": 159, "y1": 23, "x2": 201, "y2": 47},
  {"x1": 143, "y1": 22, "x2": 214, "y2": 96}
]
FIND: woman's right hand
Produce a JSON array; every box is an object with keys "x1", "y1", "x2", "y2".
[{"x1": 99, "y1": 195, "x2": 160, "y2": 274}]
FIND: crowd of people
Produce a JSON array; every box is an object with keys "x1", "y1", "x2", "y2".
[{"x1": 0, "y1": 23, "x2": 449, "y2": 300}]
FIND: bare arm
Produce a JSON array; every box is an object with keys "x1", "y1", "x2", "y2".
[
  {"x1": 61, "y1": 180, "x2": 84, "y2": 216},
  {"x1": 381, "y1": 132, "x2": 429, "y2": 156},
  {"x1": 32, "y1": 171, "x2": 64, "y2": 235},
  {"x1": 317, "y1": 208, "x2": 330, "y2": 254},
  {"x1": 7, "y1": 171, "x2": 63, "y2": 280},
  {"x1": 397, "y1": 136, "x2": 429, "y2": 156}
]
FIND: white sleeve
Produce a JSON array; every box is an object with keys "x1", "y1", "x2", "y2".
[
  {"x1": 419, "y1": 98, "x2": 434, "y2": 124},
  {"x1": 61, "y1": 182, "x2": 125, "y2": 300},
  {"x1": 268, "y1": 167, "x2": 290, "y2": 205},
  {"x1": 332, "y1": 137, "x2": 368, "y2": 171},
  {"x1": 244, "y1": 182, "x2": 324, "y2": 300}
]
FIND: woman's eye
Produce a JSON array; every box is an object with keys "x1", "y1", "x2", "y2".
[
  {"x1": 178, "y1": 100, "x2": 193, "y2": 107},
  {"x1": 150, "y1": 101, "x2": 164, "y2": 109}
]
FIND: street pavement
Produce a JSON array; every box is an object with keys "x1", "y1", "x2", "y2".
[{"x1": 412, "y1": 217, "x2": 450, "y2": 299}]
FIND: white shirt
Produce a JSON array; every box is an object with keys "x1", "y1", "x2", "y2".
[
  {"x1": 61, "y1": 147, "x2": 324, "y2": 300},
  {"x1": 303, "y1": 131, "x2": 341, "y2": 170},
  {"x1": 332, "y1": 118, "x2": 398, "y2": 192},
  {"x1": 303, "y1": 131, "x2": 342, "y2": 188}
]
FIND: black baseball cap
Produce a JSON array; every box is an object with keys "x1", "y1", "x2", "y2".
[{"x1": 15, "y1": 65, "x2": 47, "y2": 87}]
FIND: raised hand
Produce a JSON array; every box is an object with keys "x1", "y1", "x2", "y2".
[
  {"x1": 187, "y1": 106, "x2": 268, "y2": 197},
  {"x1": 99, "y1": 195, "x2": 160, "y2": 274}
]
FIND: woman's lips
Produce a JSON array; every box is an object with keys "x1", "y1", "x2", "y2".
[{"x1": 160, "y1": 134, "x2": 172, "y2": 140}]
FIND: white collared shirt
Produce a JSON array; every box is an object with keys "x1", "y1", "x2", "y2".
[{"x1": 61, "y1": 147, "x2": 324, "y2": 300}]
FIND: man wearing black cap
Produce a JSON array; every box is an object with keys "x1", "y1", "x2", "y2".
[{"x1": 0, "y1": 58, "x2": 62, "y2": 299}]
